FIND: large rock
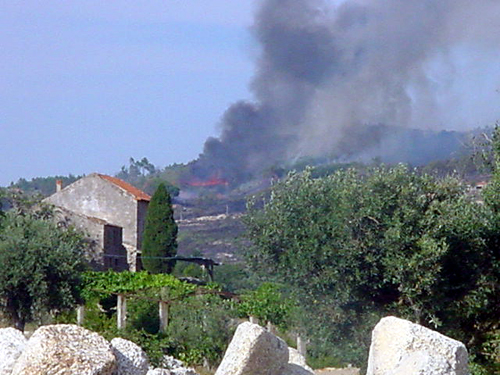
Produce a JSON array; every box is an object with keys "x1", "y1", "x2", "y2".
[
  {"x1": 366, "y1": 316, "x2": 468, "y2": 375},
  {"x1": 215, "y1": 322, "x2": 289, "y2": 375},
  {"x1": 11, "y1": 324, "x2": 116, "y2": 375},
  {"x1": 111, "y1": 337, "x2": 149, "y2": 375},
  {"x1": 0, "y1": 328, "x2": 27, "y2": 375}
]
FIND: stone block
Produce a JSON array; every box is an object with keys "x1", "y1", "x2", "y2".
[
  {"x1": 11, "y1": 324, "x2": 116, "y2": 375},
  {"x1": 215, "y1": 322, "x2": 289, "y2": 375},
  {"x1": 366, "y1": 316, "x2": 468, "y2": 375}
]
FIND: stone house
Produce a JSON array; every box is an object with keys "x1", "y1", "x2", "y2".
[{"x1": 43, "y1": 173, "x2": 150, "y2": 271}]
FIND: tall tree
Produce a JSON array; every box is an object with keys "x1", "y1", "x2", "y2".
[{"x1": 142, "y1": 183, "x2": 178, "y2": 274}]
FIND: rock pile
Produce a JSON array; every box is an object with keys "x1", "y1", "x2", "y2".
[
  {"x1": 0, "y1": 316, "x2": 470, "y2": 375},
  {"x1": 0, "y1": 324, "x2": 197, "y2": 375}
]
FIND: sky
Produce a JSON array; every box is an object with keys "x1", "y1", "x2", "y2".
[
  {"x1": 2, "y1": 1, "x2": 500, "y2": 187},
  {"x1": 0, "y1": 1, "x2": 256, "y2": 186}
]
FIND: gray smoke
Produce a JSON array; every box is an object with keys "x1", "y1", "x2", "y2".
[{"x1": 202, "y1": 0, "x2": 500, "y2": 181}]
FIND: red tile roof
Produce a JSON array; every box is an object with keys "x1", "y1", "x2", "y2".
[{"x1": 97, "y1": 174, "x2": 151, "y2": 201}]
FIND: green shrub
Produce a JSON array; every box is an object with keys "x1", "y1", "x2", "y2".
[
  {"x1": 238, "y1": 282, "x2": 294, "y2": 330},
  {"x1": 167, "y1": 294, "x2": 238, "y2": 367},
  {"x1": 127, "y1": 296, "x2": 160, "y2": 334}
]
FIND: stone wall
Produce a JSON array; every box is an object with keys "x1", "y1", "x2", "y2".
[
  {"x1": 53, "y1": 206, "x2": 107, "y2": 268},
  {"x1": 45, "y1": 174, "x2": 139, "y2": 250},
  {"x1": 136, "y1": 200, "x2": 148, "y2": 252},
  {"x1": 44, "y1": 174, "x2": 147, "y2": 271}
]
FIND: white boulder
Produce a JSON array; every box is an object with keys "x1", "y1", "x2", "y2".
[
  {"x1": 366, "y1": 316, "x2": 469, "y2": 375},
  {"x1": 11, "y1": 324, "x2": 116, "y2": 375},
  {"x1": 215, "y1": 322, "x2": 289, "y2": 375},
  {"x1": 0, "y1": 327, "x2": 27, "y2": 375},
  {"x1": 111, "y1": 337, "x2": 149, "y2": 375}
]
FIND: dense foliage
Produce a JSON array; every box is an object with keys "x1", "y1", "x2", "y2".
[
  {"x1": 244, "y1": 164, "x2": 500, "y2": 368},
  {"x1": 238, "y1": 282, "x2": 293, "y2": 330},
  {"x1": 0, "y1": 204, "x2": 87, "y2": 331},
  {"x1": 142, "y1": 183, "x2": 178, "y2": 274},
  {"x1": 81, "y1": 270, "x2": 197, "y2": 301},
  {"x1": 78, "y1": 270, "x2": 237, "y2": 367}
]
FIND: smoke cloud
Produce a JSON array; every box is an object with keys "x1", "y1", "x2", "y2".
[{"x1": 201, "y1": 0, "x2": 500, "y2": 182}]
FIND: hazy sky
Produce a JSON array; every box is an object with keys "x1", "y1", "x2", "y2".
[
  {"x1": 0, "y1": 1, "x2": 255, "y2": 186},
  {"x1": 2, "y1": 1, "x2": 500, "y2": 187}
]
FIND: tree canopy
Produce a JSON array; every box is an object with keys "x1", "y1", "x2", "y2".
[
  {"x1": 116, "y1": 157, "x2": 180, "y2": 197},
  {"x1": 142, "y1": 183, "x2": 178, "y2": 274},
  {"x1": 9, "y1": 175, "x2": 81, "y2": 196},
  {"x1": 238, "y1": 282, "x2": 293, "y2": 330},
  {"x1": 0, "y1": 206, "x2": 87, "y2": 331},
  {"x1": 244, "y1": 164, "x2": 500, "y2": 366}
]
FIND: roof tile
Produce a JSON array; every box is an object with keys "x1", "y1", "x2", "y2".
[{"x1": 97, "y1": 174, "x2": 151, "y2": 201}]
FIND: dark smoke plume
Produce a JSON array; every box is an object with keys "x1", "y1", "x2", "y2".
[{"x1": 201, "y1": 0, "x2": 500, "y2": 183}]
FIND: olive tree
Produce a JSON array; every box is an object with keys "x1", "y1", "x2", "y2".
[
  {"x1": 0, "y1": 209, "x2": 87, "y2": 331},
  {"x1": 244, "y1": 165, "x2": 500, "y2": 365}
]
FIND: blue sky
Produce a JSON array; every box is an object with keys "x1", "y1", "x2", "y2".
[
  {"x1": 2, "y1": 1, "x2": 500, "y2": 187},
  {"x1": 0, "y1": 1, "x2": 255, "y2": 186}
]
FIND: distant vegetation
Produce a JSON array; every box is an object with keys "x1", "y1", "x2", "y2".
[
  {"x1": 10, "y1": 174, "x2": 82, "y2": 196},
  {"x1": 115, "y1": 157, "x2": 181, "y2": 197}
]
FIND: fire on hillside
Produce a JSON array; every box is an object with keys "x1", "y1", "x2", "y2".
[{"x1": 186, "y1": 176, "x2": 229, "y2": 187}]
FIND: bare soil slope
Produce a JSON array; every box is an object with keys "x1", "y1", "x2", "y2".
[{"x1": 176, "y1": 214, "x2": 247, "y2": 264}]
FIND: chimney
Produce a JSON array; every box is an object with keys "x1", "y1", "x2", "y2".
[{"x1": 56, "y1": 180, "x2": 63, "y2": 192}]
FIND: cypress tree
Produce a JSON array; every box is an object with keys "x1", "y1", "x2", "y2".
[{"x1": 142, "y1": 183, "x2": 178, "y2": 273}]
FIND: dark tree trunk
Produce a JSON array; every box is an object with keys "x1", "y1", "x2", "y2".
[
  {"x1": 12, "y1": 317, "x2": 25, "y2": 332},
  {"x1": 5, "y1": 297, "x2": 25, "y2": 332}
]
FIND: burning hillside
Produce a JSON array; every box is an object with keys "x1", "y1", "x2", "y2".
[
  {"x1": 187, "y1": 177, "x2": 229, "y2": 188},
  {"x1": 190, "y1": 0, "x2": 500, "y2": 184}
]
